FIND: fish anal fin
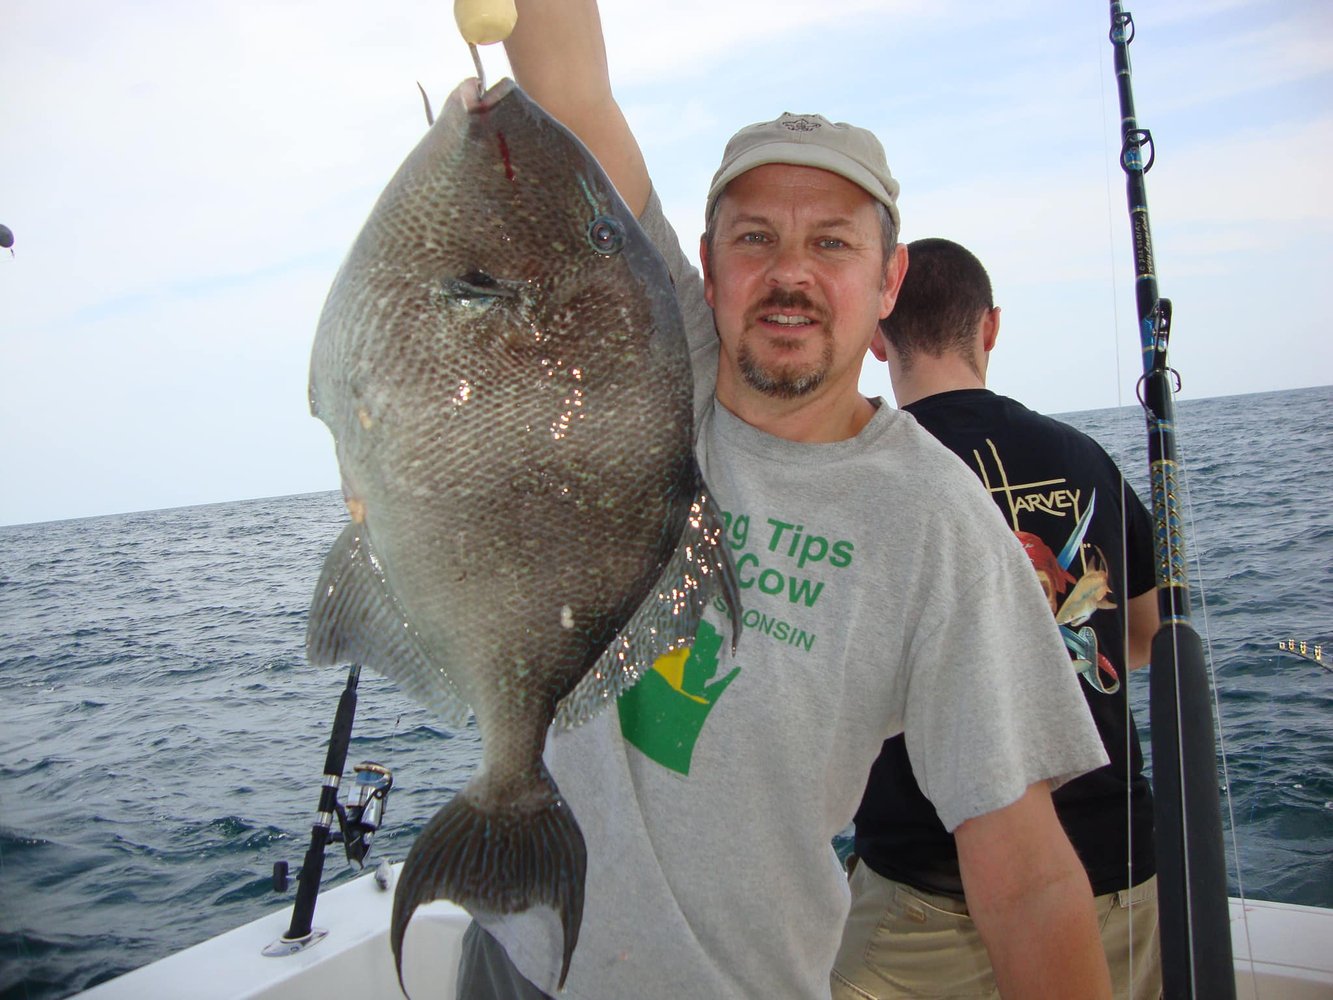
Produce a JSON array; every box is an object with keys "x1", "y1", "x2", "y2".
[{"x1": 306, "y1": 523, "x2": 469, "y2": 727}]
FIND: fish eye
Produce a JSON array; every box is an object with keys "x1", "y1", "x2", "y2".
[
  {"x1": 587, "y1": 217, "x2": 625, "y2": 256},
  {"x1": 460, "y1": 269, "x2": 498, "y2": 288}
]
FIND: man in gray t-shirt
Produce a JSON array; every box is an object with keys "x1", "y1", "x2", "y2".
[{"x1": 447, "y1": 3, "x2": 1115, "y2": 998}]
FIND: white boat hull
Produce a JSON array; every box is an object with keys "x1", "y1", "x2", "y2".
[
  {"x1": 78, "y1": 865, "x2": 467, "y2": 999},
  {"x1": 79, "y1": 865, "x2": 1332, "y2": 998},
  {"x1": 1231, "y1": 898, "x2": 1333, "y2": 999}
]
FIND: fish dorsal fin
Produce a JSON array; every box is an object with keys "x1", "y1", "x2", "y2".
[
  {"x1": 307, "y1": 522, "x2": 470, "y2": 728},
  {"x1": 553, "y1": 483, "x2": 743, "y2": 729}
]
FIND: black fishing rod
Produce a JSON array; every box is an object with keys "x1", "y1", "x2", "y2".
[
  {"x1": 1107, "y1": 5, "x2": 1235, "y2": 998},
  {"x1": 263, "y1": 662, "x2": 394, "y2": 956}
]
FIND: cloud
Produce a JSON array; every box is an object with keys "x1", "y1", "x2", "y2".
[{"x1": 2, "y1": 0, "x2": 1328, "y2": 524}]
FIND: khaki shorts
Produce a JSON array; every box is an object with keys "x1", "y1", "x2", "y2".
[{"x1": 831, "y1": 861, "x2": 1161, "y2": 1000}]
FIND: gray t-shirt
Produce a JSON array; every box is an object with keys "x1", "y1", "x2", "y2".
[{"x1": 486, "y1": 192, "x2": 1107, "y2": 999}]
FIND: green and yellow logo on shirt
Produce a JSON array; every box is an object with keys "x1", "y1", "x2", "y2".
[{"x1": 617, "y1": 620, "x2": 739, "y2": 776}]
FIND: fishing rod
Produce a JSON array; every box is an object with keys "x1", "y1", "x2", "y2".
[
  {"x1": 1107, "y1": 5, "x2": 1235, "y2": 998},
  {"x1": 263, "y1": 662, "x2": 395, "y2": 957}
]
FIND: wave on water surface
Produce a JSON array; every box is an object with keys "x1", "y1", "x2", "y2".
[{"x1": 1, "y1": 388, "x2": 1330, "y2": 1000}]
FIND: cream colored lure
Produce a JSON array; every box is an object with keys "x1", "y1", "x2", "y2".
[
  {"x1": 305, "y1": 77, "x2": 740, "y2": 990},
  {"x1": 453, "y1": 0, "x2": 517, "y2": 46}
]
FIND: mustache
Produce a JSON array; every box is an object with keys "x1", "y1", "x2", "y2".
[{"x1": 748, "y1": 288, "x2": 827, "y2": 325}]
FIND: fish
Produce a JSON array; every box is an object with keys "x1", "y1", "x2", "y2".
[
  {"x1": 304, "y1": 77, "x2": 741, "y2": 990},
  {"x1": 1055, "y1": 545, "x2": 1117, "y2": 628}
]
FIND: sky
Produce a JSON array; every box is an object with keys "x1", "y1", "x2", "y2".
[{"x1": 2, "y1": 0, "x2": 1330, "y2": 527}]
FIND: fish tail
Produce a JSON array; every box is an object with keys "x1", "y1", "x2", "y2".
[{"x1": 391, "y1": 766, "x2": 586, "y2": 992}]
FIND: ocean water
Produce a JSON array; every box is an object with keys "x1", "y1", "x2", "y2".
[{"x1": 2, "y1": 385, "x2": 1330, "y2": 999}]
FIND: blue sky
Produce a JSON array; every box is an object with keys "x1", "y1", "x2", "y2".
[{"x1": 2, "y1": 0, "x2": 1329, "y2": 526}]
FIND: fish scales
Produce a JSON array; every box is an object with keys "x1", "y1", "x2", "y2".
[{"x1": 305, "y1": 77, "x2": 741, "y2": 991}]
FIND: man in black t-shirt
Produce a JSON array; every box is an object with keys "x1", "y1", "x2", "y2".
[{"x1": 832, "y1": 239, "x2": 1162, "y2": 1000}]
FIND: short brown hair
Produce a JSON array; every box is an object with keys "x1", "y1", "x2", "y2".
[{"x1": 881, "y1": 238, "x2": 992, "y2": 363}]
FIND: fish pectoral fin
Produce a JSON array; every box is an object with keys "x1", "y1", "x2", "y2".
[
  {"x1": 391, "y1": 767, "x2": 586, "y2": 991},
  {"x1": 553, "y1": 480, "x2": 743, "y2": 729},
  {"x1": 307, "y1": 523, "x2": 470, "y2": 727}
]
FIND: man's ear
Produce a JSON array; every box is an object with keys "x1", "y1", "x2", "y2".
[
  {"x1": 879, "y1": 242, "x2": 909, "y2": 318},
  {"x1": 981, "y1": 306, "x2": 1001, "y2": 354},
  {"x1": 870, "y1": 327, "x2": 890, "y2": 363},
  {"x1": 699, "y1": 234, "x2": 715, "y2": 308}
]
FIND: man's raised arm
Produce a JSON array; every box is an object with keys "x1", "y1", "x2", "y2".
[{"x1": 504, "y1": 0, "x2": 651, "y2": 215}]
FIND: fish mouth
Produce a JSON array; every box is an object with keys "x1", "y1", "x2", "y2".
[{"x1": 458, "y1": 76, "x2": 519, "y2": 114}]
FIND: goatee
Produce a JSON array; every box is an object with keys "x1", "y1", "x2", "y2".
[{"x1": 738, "y1": 342, "x2": 830, "y2": 399}]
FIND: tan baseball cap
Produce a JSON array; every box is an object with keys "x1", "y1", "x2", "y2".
[{"x1": 706, "y1": 112, "x2": 900, "y2": 229}]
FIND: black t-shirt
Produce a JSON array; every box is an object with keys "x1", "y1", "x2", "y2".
[{"x1": 854, "y1": 389, "x2": 1156, "y2": 897}]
